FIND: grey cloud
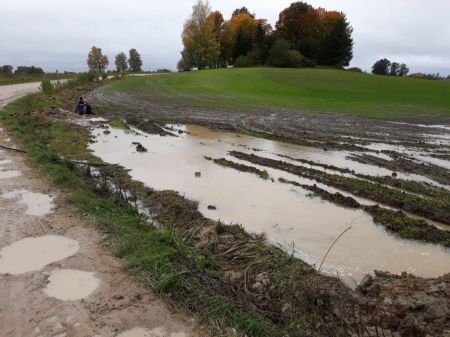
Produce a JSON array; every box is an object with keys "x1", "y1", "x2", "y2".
[{"x1": 0, "y1": 0, "x2": 449, "y2": 75}]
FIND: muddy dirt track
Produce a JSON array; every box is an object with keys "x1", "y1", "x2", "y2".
[{"x1": 0, "y1": 86, "x2": 196, "y2": 337}]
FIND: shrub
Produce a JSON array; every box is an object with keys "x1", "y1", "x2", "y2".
[
  {"x1": 267, "y1": 39, "x2": 311, "y2": 68},
  {"x1": 40, "y1": 80, "x2": 53, "y2": 94},
  {"x1": 234, "y1": 55, "x2": 252, "y2": 68},
  {"x1": 347, "y1": 67, "x2": 362, "y2": 72}
]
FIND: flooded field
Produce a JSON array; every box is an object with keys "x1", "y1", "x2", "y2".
[{"x1": 89, "y1": 124, "x2": 450, "y2": 285}]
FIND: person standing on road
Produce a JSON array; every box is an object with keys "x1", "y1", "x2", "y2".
[{"x1": 75, "y1": 97, "x2": 85, "y2": 115}]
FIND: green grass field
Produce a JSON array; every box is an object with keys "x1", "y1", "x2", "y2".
[{"x1": 105, "y1": 67, "x2": 450, "y2": 118}]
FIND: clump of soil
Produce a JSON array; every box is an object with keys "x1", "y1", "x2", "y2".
[
  {"x1": 213, "y1": 158, "x2": 269, "y2": 180},
  {"x1": 132, "y1": 142, "x2": 147, "y2": 152}
]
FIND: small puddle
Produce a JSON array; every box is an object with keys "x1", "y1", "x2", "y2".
[
  {"x1": 0, "y1": 170, "x2": 22, "y2": 179},
  {"x1": 2, "y1": 189, "x2": 54, "y2": 216},
  {"x1": 0, "y1": 235, "x2": 79, "y2": 274},
  {"x1": 44, "y1": 269, "x2": 100, "y2": 300},
  {"x1": 117, "y1": 327, "x2": 187, "y2": 337},
  {"x1": 90, "y1": 124, "x2": 450, "y2": 285},
  {"x1": 0, "y1": 159, "x2": 12, "y2": 165}
]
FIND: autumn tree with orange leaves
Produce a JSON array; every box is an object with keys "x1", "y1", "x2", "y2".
[
  {"x1": 179, "y1": 0, "x2": 220, "y2": 70},
  {"x1": 179, "y1": 1, "x2": 353, "y2": 70}
]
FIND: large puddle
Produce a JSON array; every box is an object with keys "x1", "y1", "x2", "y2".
[
  {"x1": 44, "y1": 269, "x2": 100, "y2": 300},
  {"x1": 117, "y1": 327, "x2": 187, "y2": 337},
  {"x1": 90, "y1": 124, "x2": 450, "y2": 285},
  {"x1": 0, "y1": 236, "x2": 79, "y2": 274},
  {"x1": 1, "y1": 189, "x2": 54, "y2": 216}
]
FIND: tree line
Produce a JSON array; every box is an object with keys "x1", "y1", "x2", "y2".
[
  {"x1": 86, "y1": 47, "x2": 143, "y2": 76},
  {"x1": 372, "y1": 58, "x2": 409, "y2": 77},
  {"x1": 0, "y1": 65, "x2": 44, "y2": 75},
  {"x1": 178, "y1": 1, "x2": 354, "y2": 71}
]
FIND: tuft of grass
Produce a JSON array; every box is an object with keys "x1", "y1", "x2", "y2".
[{"x1": 109, "y1": 119, "x2": 129, "y2": 129}]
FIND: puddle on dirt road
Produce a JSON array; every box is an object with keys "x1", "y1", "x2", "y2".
[
  {"x1": 1, "y1": 189, "x2": 54, "y2": 216},
  {"x1": 0, "y1": 170, "x2": 22, "y2": 179},
  {"x1": 117, "y1": 327, "x2": 187, "y2": 337},
  {"x1": 0, "y1": 159, "x2": 12, "y2": 165},
  {"x1": 0, "y1": 235, "x2": 79, "y2": 274},
  {"x1": 90, "y1": 124, "x2": 450, "y2": 285},
  {"x1": 44, "y1": 269, "x2": 100, "y2": 300}
]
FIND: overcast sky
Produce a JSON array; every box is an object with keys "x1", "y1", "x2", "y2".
[{"x1": 1, "y1": 0, "x2": 449, "y2": 75}]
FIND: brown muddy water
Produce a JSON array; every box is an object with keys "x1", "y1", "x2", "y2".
[
  {"x1": 44, "y1": 269, "x2": 100, "y2": 300},
  {"x1": 1, "y1": 189, "x2": 54, "y2": 217},
  {"x1": 89, "y1": 124, "x2": 450, "y2": 286},
  {"x1": 0, "y1": 235, "x2": 79, "y2": 274},
  {"x1": 117, "y1": 327, "x2": 187, "y2": 337}
]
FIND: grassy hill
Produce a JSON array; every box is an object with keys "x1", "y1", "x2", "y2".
[{"x1": 105, "y1": 67, "x2": 450, "y2": 118}]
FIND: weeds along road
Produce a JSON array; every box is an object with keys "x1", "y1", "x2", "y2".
[{"x1": 0, "y1": 84, "x2": 196, "y2": 337}]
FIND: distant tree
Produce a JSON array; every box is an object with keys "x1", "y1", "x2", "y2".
[
  {"x1": 399, "y1": 63, "x2": 409, "y2": 77},
  {"x1": 180, "y1": 0, "x2": 220, "y2": 70},
  {"x1": 275, "y1": 2, "x2": 320, "y2": 60},
  {"x1": 14, "y1": 66, "x2": 44, "y2": 75},
  {"x1": 233, "y1": 27, "x2": 253, "y2": 60},
  {"x1": 372, "y1": 58, "x2": 391, "y2": 75},
  {"x1": 390, "y1": 62, "x2": 400, "y2": 76},
  {"x1": 0, "y1": 65, "x2": 13, "y2": 75},
  {"x1": 221, "y1": 10, "x2": 259, "y2": 64},
  {"x1": 317, "y1": 12, "x2": 353, "y2": 67},
  {"x1": 254, "y1": 20, "x2": 273, "y2": 63},
  {"x1": 207, "y1": 11, "x2": 226, "y2": 67},
  {"x1": 266, "y1": 39, "x2": 306, "y2": 68},
  {"x1": 87, "y1": 46, "x2": 109, "y2": 75},
  {"x1": 128, "y1": 48, "x2": 143, "y2": 72},
  {"x1": 347, "y1": 67, "x2": 362, "y2": 72},
  {"x1": 232, "y1": 7, "x2": 255, "y2": 18},
  {"x1": 115, "y1": 52, "x2": 128, "y2": 73}
]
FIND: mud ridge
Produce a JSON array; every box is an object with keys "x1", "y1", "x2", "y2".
[{"x1": 229, "y1": 151, "x2": 450, "y2": 225}]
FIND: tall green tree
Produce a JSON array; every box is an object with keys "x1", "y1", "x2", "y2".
[
  {"x1": 87, "y1": 46, "x2": 109, "y2": 75},
  {"x1": 115, "y1": 52, "x2": 128, "y2": 73},
  {"x1": 399, "y1": 63, "x2": 409, "y2": 77},
  {"x1": 317, "y1": 13, "x2": 353, "y2": 66},
  {"x1": 372, "y1": 58, "x2": 391, "y2": 75},
  {"x1": 390, "y1": 62, "x2": 400, "y2": 76},
  {"x1": 128, "y1": 48, "x2": 143, "y2": 72},
  {"x1": 180, "y1": 0, "x2": 220, "y2": 70}
]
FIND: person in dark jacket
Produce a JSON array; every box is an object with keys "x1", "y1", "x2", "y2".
[
  {"x1": 75, "y1": 97, "x2": 85, "y2": 115},
  {"x1": 84, "y1": 99, "x2": 92, "y2": 114}
]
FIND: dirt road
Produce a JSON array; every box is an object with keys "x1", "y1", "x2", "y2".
[{"x1": 0, "y1": 87, "x2": 196, "y2": 336}]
